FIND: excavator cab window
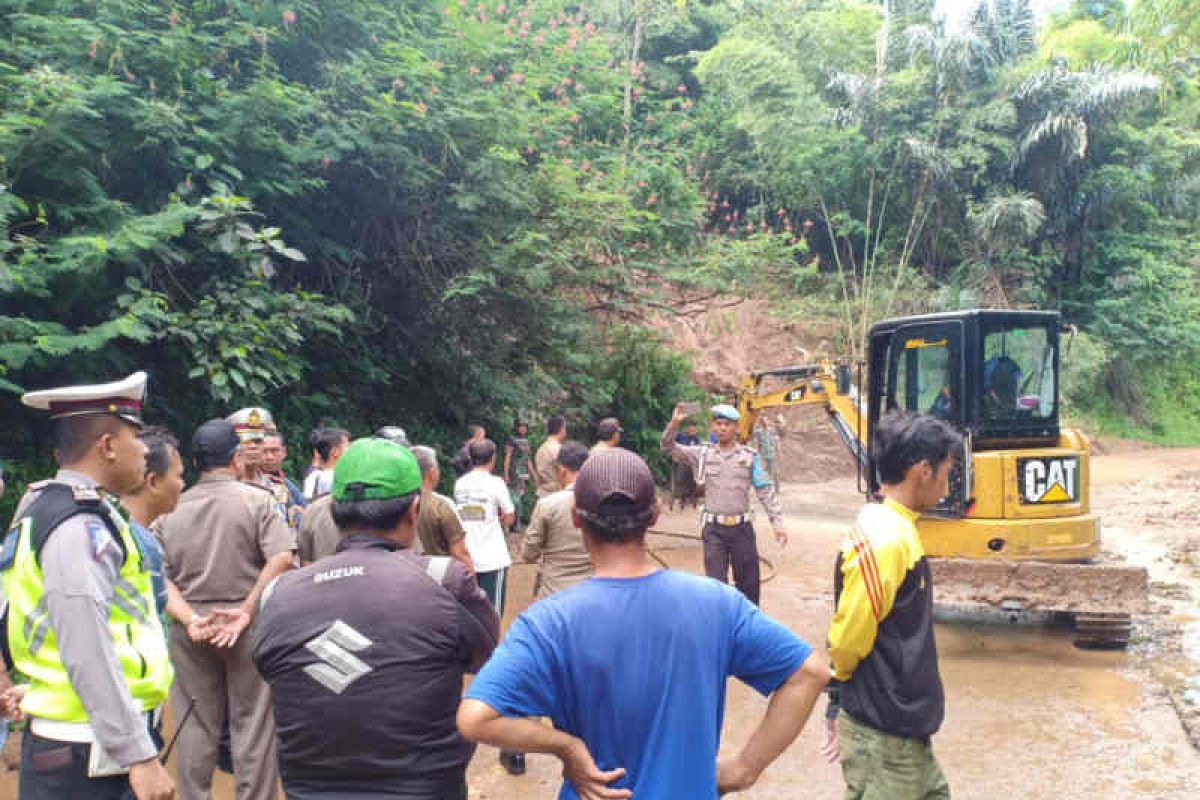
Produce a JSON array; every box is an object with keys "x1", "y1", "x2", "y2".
[
  {"x1": 880, "y1": 321, "x2": 967, "y2": 515},
  {"x1": 886, "y1": 324, "x2": 963, "y2": 425},
  {"x1": 980, "y1": 323, "x2": 1057, "y2": 426}
]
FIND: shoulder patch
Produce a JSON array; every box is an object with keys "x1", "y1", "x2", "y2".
[{"x1": 86, "y1": 519, "x2": 121, "y2": 561}]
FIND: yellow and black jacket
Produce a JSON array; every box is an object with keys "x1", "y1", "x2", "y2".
[{"x1": 827, "y1": 498, "x2": 944, "y2": 739}]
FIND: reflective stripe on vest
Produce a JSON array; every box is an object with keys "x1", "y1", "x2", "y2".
[{"x1": 0, "y1": 504, "x2": 173, "y2": 722}]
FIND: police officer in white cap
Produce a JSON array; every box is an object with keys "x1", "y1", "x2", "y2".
[
  {"x1": 3, "y1": 372, "x2": 174, "y2": 799},
  {"x1": 661, "y1": 402, "x2": 789, "y2": 605}
]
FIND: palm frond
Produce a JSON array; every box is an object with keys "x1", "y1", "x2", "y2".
[
  {"x1": 904, "y1": 137, "x2": 956, "y2": 185},
  {"x1": 969, "y1": 192, "x2": 1045, "y2": 255},
  {"x1": 1012, "y1": 113, "x2": 1088, "y2": 171},
  {"x1": 1069, "y1": 67, "x2": 1160, "y2": 117}
]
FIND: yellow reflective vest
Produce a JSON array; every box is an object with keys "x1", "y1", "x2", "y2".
[{"x1": 1, "y1": 495, "x2": 172, "y2": 722}]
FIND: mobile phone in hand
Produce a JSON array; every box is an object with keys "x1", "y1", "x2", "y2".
[{"x1": 679, "y1": 401, "x2": 701, "y2": 416}]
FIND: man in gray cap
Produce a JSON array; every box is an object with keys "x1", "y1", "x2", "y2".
[
  {"x1": 458, "y1": 449, "x2": 828, "y2": 799},
  {"x1": 155, "y1": 419, "x2": 296, "y2": 800},
  {"x1": 4, "y1": 372, "x2": 174, "y2": 799},
  {"x1": 661, "y1": 402, "x2": 788, "y2": 605}
]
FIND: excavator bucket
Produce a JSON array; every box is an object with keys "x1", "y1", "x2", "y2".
[{"x1": 929, "y1": 557, "x2": 1148, "y2": 649}]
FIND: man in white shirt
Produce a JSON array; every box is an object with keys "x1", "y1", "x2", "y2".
[
  {"x1": 453, "y1": 439, "x2": 514, "y2": 612},
  {"x1": 302, "y1": 427, "x2": 349, "y2": 499},
  {"x1": 453, "y1": 437, "x2": 523, "y2": 776}
]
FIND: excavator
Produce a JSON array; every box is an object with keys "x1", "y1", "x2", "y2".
[{"x1": 734, "y1": 309, "x2": 1147, "y2": 648}]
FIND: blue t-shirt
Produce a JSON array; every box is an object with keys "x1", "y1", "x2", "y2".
[
  {"x1": 129, "y1": 520, "x2": 168, "y2": 620},
  {"x1": 465, "y1": 569, "x2": 812, "y2": 800}
]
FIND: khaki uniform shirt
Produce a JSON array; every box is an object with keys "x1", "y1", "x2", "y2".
[
  {"x1": 156, "y1": 473, "x2": 296, "y2": 605},
  {"x1": 661, "y1": 428, "x2": 784, "y2": 527},
  {"x1": 416, "y1": 489, "x2": 467, "y2": 557},
  {"x1": 521, "y1": 486, "x2": 593, "y2": 597},
  {"x1": 532, "y1": 438, "x2": 562, "y2": 499},
  {"x1": 296, "y1": 494, "x2": 340, "y2": 564}
]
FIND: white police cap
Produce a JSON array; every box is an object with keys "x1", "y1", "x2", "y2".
[{"x1": 21, "y1": 371, "x2": 148, "y2": 427}]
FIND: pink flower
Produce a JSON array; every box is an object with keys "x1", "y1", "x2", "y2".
[
  {"x1": 569, "y1": 113, "x2": 580, "y2": 123},
  {"x1": 533, "y1": 33, "x2": 544, "y2": 45},
  {"x1": 676, "y1": 84, "x2": 688, "y2": 94},
  {"x1": 468, "y1": 65, "x2": 479, "y2": 75},
  {"x1": 511, "y1": 72, "x2": 525, "y2": 84},
  {"x1": 557, "y1": 138, "x2": 569, "y2": 147},
  {"x1": 429, "y1": 86, "x2": 439, "y2": 95},
  {"x1": 580, "y1": 161, "x2": 591, "y2": 171},
  {"x1": 482, "y1": 73, "x2": 495, "y2": 83},
  {"x1": 416, "y1": 101, "x2": 428, "y2": 114},
  {"x1": 282, "y1": 9, "x2": 297, "y2": 25}
]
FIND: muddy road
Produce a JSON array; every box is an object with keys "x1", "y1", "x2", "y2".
[
  {"x1": 1, "y1": 445, "x2": 1197, "y2": 798},
  {"x1": 468, "y1": 445, "x2": 1200, "y2": 799}
]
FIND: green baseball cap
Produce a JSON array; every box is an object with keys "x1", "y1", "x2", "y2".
[{"x1": 332, "y1": 438, "x2": 422, "y2": 501}]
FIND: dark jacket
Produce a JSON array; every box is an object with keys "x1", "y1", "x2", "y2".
[{"x1": 252, "y1": 535, "x2": 499, "y2": 794}]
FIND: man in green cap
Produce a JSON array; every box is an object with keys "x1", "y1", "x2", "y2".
[{"x1": 252, "y1": 438, "x2": 499, "y2": 799}]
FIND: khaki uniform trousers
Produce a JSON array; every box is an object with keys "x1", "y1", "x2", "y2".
[
  {"x1": 169, "y1": 618, "x2": 279, "y2": 800},
  {"x1": 838, "y1": 712, "x2": 950, "y2": 800}
]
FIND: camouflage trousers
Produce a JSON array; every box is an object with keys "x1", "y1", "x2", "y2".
[{"x1": 838, "y1": 713, "x2": 950, "y2": 800}]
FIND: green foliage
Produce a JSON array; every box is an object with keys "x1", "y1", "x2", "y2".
[{"x1": 1, "y1": 0, "x2": 1198, "y2": 484}]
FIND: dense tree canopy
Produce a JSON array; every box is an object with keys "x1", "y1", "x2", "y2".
[{"x1": 1, "y1": 0, "x2": 1198, "y2": 494}]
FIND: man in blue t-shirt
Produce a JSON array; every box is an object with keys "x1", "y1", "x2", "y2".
[{"x1": 458, "y1": 449, "x2": 829, "y2": 799}]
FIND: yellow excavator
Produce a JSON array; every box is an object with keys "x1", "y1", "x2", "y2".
[{"x1": 735, "y1": 309, "x2": 1147, "y2": 648}]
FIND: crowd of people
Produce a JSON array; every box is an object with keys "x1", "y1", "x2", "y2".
[{"x1": 0, "y1": 370, "x2": 962, "y2": 800}]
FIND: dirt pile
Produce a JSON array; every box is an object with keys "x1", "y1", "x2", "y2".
[{"x1": 650, "y1": 296, "x2": 858, "y2": 485}]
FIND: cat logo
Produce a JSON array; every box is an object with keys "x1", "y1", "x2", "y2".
[{"x1": 1018, "y1": 457, "x2": 1079, "y2": 505}]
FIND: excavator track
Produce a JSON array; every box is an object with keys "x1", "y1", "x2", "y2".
[
  {"x1": 1071, "y1": 612, "x2": 1134, "y2": 650},
  {"x1": 929, "y1": 557, "x2": 1147, "y2": 650}
]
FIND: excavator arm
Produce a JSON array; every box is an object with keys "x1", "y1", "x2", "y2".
[{"x1": 734, "y1": 360, "x2": 871, "y2": 477}]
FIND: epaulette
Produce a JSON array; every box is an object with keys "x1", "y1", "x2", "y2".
[{"x1": 11, "y1": 482, "x2": 125, "y2": 566}]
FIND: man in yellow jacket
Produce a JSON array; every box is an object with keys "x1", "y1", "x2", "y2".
[
  {"x1": 825, "y1": 411, "x2": 961, "y2": 800},
  {"x1": 3, "y1": 371, "x2": 174, "y2": 799}
]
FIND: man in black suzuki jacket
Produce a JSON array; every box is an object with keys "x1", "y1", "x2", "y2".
[{"x1": 252, "y1": 438, "x2": 499, "y2": 800}]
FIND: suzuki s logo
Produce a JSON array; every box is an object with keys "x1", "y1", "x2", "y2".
[{"x1": 1019, "y1": 457, "x2": 1079, "y2": 504}]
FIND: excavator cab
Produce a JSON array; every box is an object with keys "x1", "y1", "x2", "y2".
[{"x1": 865, "y1": 310, "x2": 1064, "y2": 515}]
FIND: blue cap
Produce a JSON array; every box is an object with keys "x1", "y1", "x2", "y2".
[{"x1": 711, "y1": 404, "x2": 740, "y2": 422}]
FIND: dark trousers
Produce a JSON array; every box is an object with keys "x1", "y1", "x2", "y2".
[
  {"x1": 20, "y1": 730, "x2": 135, "y2": 800},
  {"x1": 702, "y1": 521, "x2": 761, "y2": 605}
]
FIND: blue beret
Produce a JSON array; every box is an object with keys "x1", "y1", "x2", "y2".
[{"x1": 711, "y1": 404, "x2": 740, "y2": 422}]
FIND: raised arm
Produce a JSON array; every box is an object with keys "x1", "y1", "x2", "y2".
[{"x1": 661, "y1": 402, "x2": 701, "y2": 468}]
